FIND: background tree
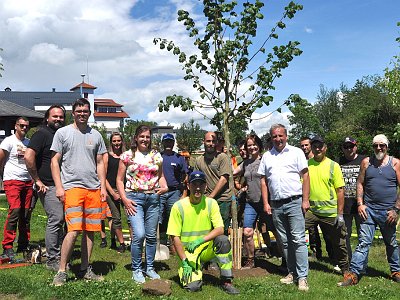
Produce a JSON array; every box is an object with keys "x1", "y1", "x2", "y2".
[
  {"x1": 175, "y1": 119, "x2": 205, "y2": 153},
  {"x1": 91, "y1": 123, "x2": 109, "y2": 148},
  {"x1": 287, "y1": 94, "x2": 322, "y2": 145},
  {"x1": 154, "y1": 0, "x2": 303, "y2": 150},
  {"x1": 288, "y1": 76, "x2": 400, "y2": 159},
  {"x1": 228, "y1": 117, "x2": 248, "y2": 147},
  {"x1": 119, "y1": 119, "x2": 157, "y2": 150},
  {"x1": 383, "y1": 21, "x2": 400, "y2": 142}
]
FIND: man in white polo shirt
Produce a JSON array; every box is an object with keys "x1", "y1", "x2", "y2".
[{"x1": 258, "y1": 124, "x2": 310, "y2": 292}]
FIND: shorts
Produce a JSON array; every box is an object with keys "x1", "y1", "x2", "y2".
[
  {"x1": 64, "y1": 187, "x2": 102, "y2": 232},
  {"x1": 243, "y1": 201, "x2": 275, "y2": 232}
]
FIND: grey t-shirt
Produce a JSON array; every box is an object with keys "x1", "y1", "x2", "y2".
[
  {"x1": 51, "y1": 124, "x2": 107, "y2": 190},
  {"x1": 240, "y1": 158, "x2": 262, "y2": 203}
]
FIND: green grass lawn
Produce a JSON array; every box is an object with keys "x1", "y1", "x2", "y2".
[{"x1": 0, "y1": 194, "x2": 400, "y2": 300}]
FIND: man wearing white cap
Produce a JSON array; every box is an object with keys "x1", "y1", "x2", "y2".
[{"x1": 339, "y1": 134, "x2": 400, "y2": 286}]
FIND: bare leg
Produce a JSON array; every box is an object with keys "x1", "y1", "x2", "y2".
[
  {"x1": 58, "y1": 231, "x2": 79, "y2": 272},
  {"x1": 115, "y1": 228, "x2": 124, "y2": 244},
  {"x1": 100, "y1": 221, "x2": 106, "y2": 239},
  {"x1": 80, "y1": 231, "x2": 94, "y2": 271},
  {"x1": 243, "y1": 227, "x2": 255, "y2": 258}
]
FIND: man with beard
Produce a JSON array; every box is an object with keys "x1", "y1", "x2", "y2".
[
  {"x1": 159, "y1": 133, "x2": 188, "y2": 253},
  {"x1": 51, "y1": 98, "x2": 107, "y2": 286},
  {"x1": 194, "y1": 132, "x2": 233, "y2": 235},
  {"x1": 300, "y1": 137, "x2": 314, "y2": 160},
  {"x1": 25, "y1": 105, "x2": 66, "y2": 271},
  {"x1": 338, "y1": 137, "x2": 365, "y2": 260},
  {"x1": 167, "y1": 171, "x2": 239, "y2": 294},
  {"x1": 0, "y1": 117, "x2": 33, "y2": 258},
  {"x1": 339, "y1": 134, "x2": 400, "y2": 286}
]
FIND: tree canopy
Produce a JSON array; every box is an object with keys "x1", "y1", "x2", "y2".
[
  {"x1": 154, "y1": 0, "x2": 303, "y2": 149},
  {"x1": 288, "y1": 76, "x2": 400, "y2": 159},
  {"x1": 175, "y1": 119, "x2": 205, "y2": 153}
]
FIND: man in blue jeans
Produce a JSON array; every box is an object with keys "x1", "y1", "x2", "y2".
[
  {"x1": 339, "y1": 134, "x2": 400, "y2": 286},
  {"x1": 159, "y1": 133, "x2": 188, "y2": 253},
  {"x1": 258, "y1": 124, "x2": 310, "y2": 292}
]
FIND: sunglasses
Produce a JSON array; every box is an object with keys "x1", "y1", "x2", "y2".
[
  {"x1": 343, "y1": 144, "x2": 355, "y2": 150},
  {"x1": 373, "y1": 144, "x2": 387, "y2": 149},
  {"x1": 17, "y1": 124, "x2": 29, "y2": 129}
]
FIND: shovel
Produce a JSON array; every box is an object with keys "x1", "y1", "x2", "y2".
[{"x1": 155, "y1": 225, "x2": 170, "y2": 261}]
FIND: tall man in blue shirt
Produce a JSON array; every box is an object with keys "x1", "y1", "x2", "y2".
[
  {"x1": 258, "y1": 124, "x2": 310, "y2": 292},
  {"x1": 159, "y1": 133, "x2": 188, "y2": 252}
]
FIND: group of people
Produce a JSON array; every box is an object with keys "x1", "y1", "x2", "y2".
[
  {"x1": 258, "y1": 126, "x2": 400, "y2": 291},
  {"x1": 1, "y1": 101, "x2": 399, "y2": 294}
]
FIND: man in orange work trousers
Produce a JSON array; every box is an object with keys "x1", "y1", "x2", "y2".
[{"x1": 50, "y1": 98, "x2": 107, "y2": 286}]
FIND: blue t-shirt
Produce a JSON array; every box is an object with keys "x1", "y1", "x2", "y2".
[{"x1": 162, "y1": 151, "x2": 188, "y2": 188}]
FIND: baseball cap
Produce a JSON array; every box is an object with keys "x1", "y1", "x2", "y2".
[
  {"x1": 189, "y1": 171, "x2": 206, "y2": 183},
  {"x1": 162, "y1": 133, "x2": 175, "y2": 141},
  {"x1": 310, "y1": 135, "x2": 325, "y2": 144},
  {"x1": 343, "y1": 137, "x2": 356, "y2": 145}
]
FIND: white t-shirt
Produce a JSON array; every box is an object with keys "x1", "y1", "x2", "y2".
[{"x1": 0, "y1": 134, "x2": 31, "y2": 181}]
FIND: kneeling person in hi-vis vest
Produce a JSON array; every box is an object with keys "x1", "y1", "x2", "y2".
[{"x1": 166, "y1": 171, "x2": 239, "y2": 294}]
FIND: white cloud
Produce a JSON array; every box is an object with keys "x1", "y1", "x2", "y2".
[
  {"x1": 305, "y1": 27, "x2": 313, "y2": 33},
  {"x1": 28, "y1": 43, "x2": 77, "y2": 65},
  {"x1": 248, "y1": 111, "x2": 290, "y2": 137}
]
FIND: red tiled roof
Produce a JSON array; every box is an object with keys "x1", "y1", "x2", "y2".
[
  {"x1": 94, "y1": 111, "x2": 130, "y2": 118},
  {"x1": 70, "y1": 82, "x2": 97, "y2": 91},
  {"x1": 94, "y1": 98, "x2": 123, "y2": 107}
]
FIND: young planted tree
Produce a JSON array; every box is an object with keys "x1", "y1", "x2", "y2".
[{"x1": 154, "y1": 0, "x2": 303, "y2": 150}]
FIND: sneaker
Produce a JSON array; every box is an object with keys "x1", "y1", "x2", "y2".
[
  {"x1": 298, "y1": 278, "x2": 309, "y2": 292},
  {"x1": 337, "y1": 271, "x2": 358, "y2": 287},
  {"x1": 100, "y1": 239, "x2": 107, "y2": 248},
  {"x1": 280, "y1": 273, "x2": 294, "y2": 284},
  {"x1": 46, "y1": 259, "x2": 60, "y2": 272},
  {"x1": 221, "y1": 281, "x2": 240, "y2": 295},
  {"x1": 52, "y1": 271, "x2": 67, "y2": 286},
  {"x1": 242, "y1": 257, "x2": 255, "y2": 269},
  {"x1": 132, "y1": 269, "x2": 146, "y2": 284},
  {"x1": 78, "y1": 265, "x2": 104, "y2": 281},
  {"x1": 145, "y1": 268, "x2": 160, "y2": 280},
  {"x1": 333, "y1": 265, "x2": 342, "y2": 274},
  {"x1": 116, "y1": 244, "x2": 126, "y2": 253},
  {"x1": 2, "y1": 248, "x2": 15, "y2": 259},
  {"x1": 390, "y1": 271, "x2": 400, "y2": 283}
]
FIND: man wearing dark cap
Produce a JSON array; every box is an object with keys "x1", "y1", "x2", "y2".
[
  {"x1": 167, "y1": 171, "x2": 239, "y2": 294},
  {"x1": 159, "y1": 133, "x2": 188, "y2": 253},
  {"x1": 339, "y1": 137, "x2": 365, "y2": 260},
  {"x1": 339, "y1": 134, "x2": 400, "y2": 286},
  {"x1": 306, "y1": 136, "x2": 349, "y2": 282}
]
